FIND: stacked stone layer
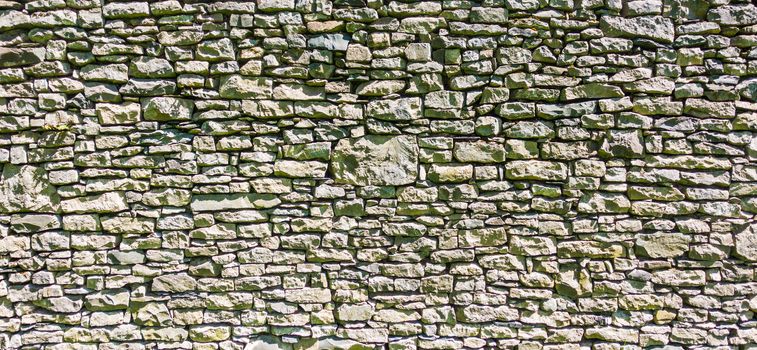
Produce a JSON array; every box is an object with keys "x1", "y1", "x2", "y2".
[{"x1": 1, "y1": 0, "x2": 757, "y2": 349}]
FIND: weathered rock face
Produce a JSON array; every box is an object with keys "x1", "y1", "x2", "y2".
[
  {"x1": 331, "y1": 135, "x2": 418, "y2": 186},
  {"x1": 600, "y1": 16, "x2": 675, "y2": 43},
  {"x1": 635, "y1": 232, "x2": 691, "y2": 258},
  {"x1": 0, "y1": 165, "x2": 59, "y2": 213},
  {"x1": 1, "y1": 1, "x2": 757, "y2": 349},
  {"x1": 735, "y1": 223, "x2": 757, "y2": 261}
]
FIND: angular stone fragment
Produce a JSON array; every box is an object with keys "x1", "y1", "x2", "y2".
[
  {"x1": 96, "y1": 102, "x2": 141, "y2": 125},
  {"x1": 0, "y1": 10, "x2": 31, "y2": 31},
  {"x1": 426, "y1": 91, "x2": 464, "y2": 109},
  {"x1": 0, "y1": 164, "x2": 60, "y2": 213},
  {"x1": 537, "y1": 101, "x2": 596, "y2": 119},
  {"x1": 355, "y1": 80, "x2": 405, "y2": 96},
  {"x1": 120, "y1": 79, "x2": 176, "y2": 96},
  {"x1": 366, "y1": 97, "x2": 422, "y2": 121},
  {"x1": 684, "y1": 99, "x2": 736, "y2": 119},
  {"x1": 453, "y1": 141, "x2": 505, "y2": 163},
  {"x1": 509, "y1": 236, "x2": 557, "y2": 256},
  {"x1": 32, "y1": 231, "x2": 69, "y2": 251},
  {"x1": 558, "y1": 241, "x2": 624, "y2": 259},
  {"x1": 196, "y1": 38, "x2": 236, "y2": 61},
  {"x1": 636, "y1": 232, "x2": 691, "y2": 258},
  {"x1": 218, "y1": 75, "x2": 273, "y2": 99},
  {"x1": 308, "y1": 34, "x2": 351, "y2": 51},
  {"x1": 103, "y1": 2, "x2": 150, "y2": 18},
  {"x1": 384, "y1": 222, "x2": 426, "y2": 237},
  {"x1": 85, "y1": 290, "x2": 130, "y2": 311},
  {"x1": 129, "y1": 57, "x2": 174, "y2": 78},
  {"x1": 600, "y1": 16, "x2": 675, "y2": 43},
  {"x1": 34, "y1": 296, "x2": 83, "y2": 313},
  {"x1": 285, "y1": 288, "x2": 331, "y2": 303},
  {"x1": 563, "y1": 84, "x2": 624, "y2": 100},
  {"x1": 336, "y1": 303, "x2": 374, "y2": 322},
  {"x1": 142, "y1": 97, "x2": 194, "y2": 121},
  {"x1": 577, "y1": 192, "x2": 630, "y2": 214},
  {"x1": 10, "y1": 214, "x2": 60, "y2": 233},
  {"x1": 586, "y1": 327, "x2": 638, "y2": 343},
  {"x1": 158, "y1": 31, "x2": 204, "y2": 46},
  {"x1": 505, "y1": 160, "x2": 567, "y2": 181},
  {"x1": 651, "y1": 269, "x2": 706, "y2": 286},
  {"x1": 506, "y1": 120, "x2": 554, "y2": 139},
  {"x1": 332, "y1": 135, "x2": 418, "y2": 186},
  {"x1": 273, "y1": 160, "x2": 328, "y2": 178},
  {"x1": 101, "y1": 216, "x2": 155, "y2": 234},
  {"x1": 735, "y1": 223, "x2": 757, "y2": 261},
  {"x1": 61, "y1": 192, "x2": 129, "y2": 214},
  {"x1": 135, "y1": 303, "x2": 172, "y2": 326},
  {"x1": 459, "y1": 227, "x2": 507, "y2": 247},
  {"x1": 0, "y1": 48, "x2": 46, "y2": 68},
  {"x1": 190, "y1": 194, "x2": 280, "y2": 212},
  {"x1": 152, "y1": 273, "x2": 197, "y2": 292},
  {"x1": 600, "y1": 130, "x2": 644, "y2": 158},
  {"x1": 427, "y1": 164, "x2": 473, "y2": 183},
  {"x1": 708, "y1": 4, "x2": 757, "y2": 25},
  {"x1": 645, "y1": 155, "x2": 731, "y2": 170},
  {"x1": 496, "y1": 102, "x2": 534, "y2": 120}
]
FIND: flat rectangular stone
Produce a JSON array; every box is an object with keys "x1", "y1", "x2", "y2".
[{"x1": 190, "y1": 194, "x2": 280, "y2": 212}]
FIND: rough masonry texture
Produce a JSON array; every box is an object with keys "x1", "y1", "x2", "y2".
[{"x1": 2, "y1": 0, "x2": 757, "y2": 349}]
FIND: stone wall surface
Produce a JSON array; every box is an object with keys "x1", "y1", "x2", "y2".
[{"x1": 2, "y1": 0, "x2": 757, "y2": 349}]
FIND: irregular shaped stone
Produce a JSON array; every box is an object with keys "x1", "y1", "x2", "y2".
[
  {"x1": 505, "y1": 161, "x2": 567, "y2": 181},
  {"x1": 142, "y1": 97, "x2": 194, "y2": 121},
  {"x1": 152, "y1": 273, "x2": 197, "y2": 293},
  {"x1": 600, "y1": 130, "x2": 644, "y2": 158},
  {"x1": 10, "y1": 214, "x2": 60, "y2": 233},
  {"x1": 355, "y1": 80, "x2": 405, "y2": 96},
  {"x1": 366, "y1": 97, "x2": 422, "y2": 121},
  {"x1": 103, "y1": 2, "x2": 150, "y2": 18},
  {"x1": 600, "y1": 16, "x2": 675, "y2": 43},
  {"x1": 563, "y1": 84, "x2": 624, "y2": 100},
  {"x1": 651, "y1": 269, "x2": 706, "y2": 286},
  {"x1": 0, "y1": 164, "x2": 60, "y2": 213},
  {"x1": 558, "y1": 241, "x2": 625, "y2": 258},
  {"x1": 285, "y1": 288, "x2": 331, "y2": 303},
  {"x1": 578, "y1": 192, "x2": 630, "y2": 214},
  {"x1": 190, "y1": 194, "x2": 280, "y2": 212},
  {"x1": 134, "y1": 303, "x2": 172, "y2": 326},
  {"x1": 735, "y1": 223, "x2": 757, "y2": 261},
  {"x1": 308, "y1": 34, "x2": 351, "y2": 51},
  {"x1": 0, "y1": 48, "x2": 45, "y2": 68},
  {"x1": 708, "y1": 4, "x2": 757, "y2": 25},
  {"x1": 510, "y1": 236, "x2": 557, "y2": 256},
  {"x1": 85, "y1": 289, "x2": 130, "y2": 311},
  {"x1": 218, "y1": 75, "x2": 273, "y2": 99},
  {"x1": 332, "y1": 135, "x2": 418, "y2": 186},
  {"x1": 453, "y1": 141, "x2": 505, "y2": 163},
  {"x1": 96, "y1": 102, "x2": 141, "y2": 125},
  {"x1": 196, "y1": 38, "x2": 236, "y2": 61},
  {"x1": 101, "y1": 216, "x2": 155, "y2": 234},
  {"x1": 273, "y1": 160, "x2": 327, "y2": 178},
  {"x1": 60, "y1": 192, "x2": 129, "y2": 214},
  {"x1": 636, "y1": 232, "x2": 691, "y2": 258}
]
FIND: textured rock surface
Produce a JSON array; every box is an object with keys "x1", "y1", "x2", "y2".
[{"x1": 0, "y1": 0, "x2": 756, "y2": 349}]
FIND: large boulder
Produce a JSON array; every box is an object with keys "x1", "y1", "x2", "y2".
[
  {"x1": 0, "y1": 164, "x2": 60, "y2": 213},
  {"x1": 331, "y1": 135, "x2": 419, "y2": 186}
]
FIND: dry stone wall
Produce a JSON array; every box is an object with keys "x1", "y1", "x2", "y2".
[{"x1": 2, "y1": 0, "x2": 757, "y2": 349}]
